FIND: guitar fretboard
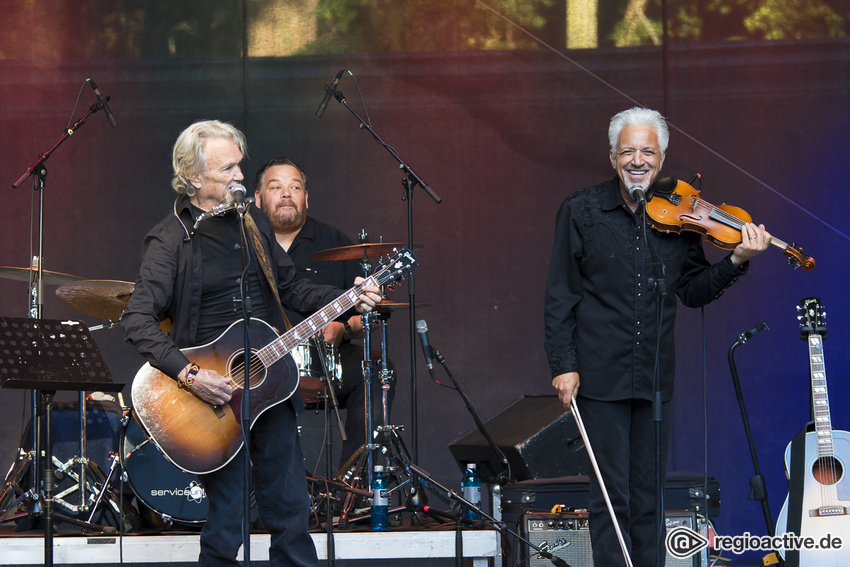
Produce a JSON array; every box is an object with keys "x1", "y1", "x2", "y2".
[
  {"x1": 255, "y1": 277, "x2": 376, "y2": 367},
  {"x1": 809, "y1": 334, "x2": 835, "y2": 458}
]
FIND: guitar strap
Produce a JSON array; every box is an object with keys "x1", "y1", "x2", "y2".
[
  {"x1": 784, "y1": 422, "x2": 811, "y2": 567},
  {"x1": 244, "y1": 211, "x2": 293, "y2": 331}
]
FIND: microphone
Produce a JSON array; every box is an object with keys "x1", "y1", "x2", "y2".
[
  {"x1": 315, "y1": 69, "x2": 346, "y2": 118},
  {"x1": 628, "y1": 185, "x2": 646, "y2": 204},
  {"x1": 415, "y1": 319, "x2": 435, "y2": 376},
  {"x1": 739, "y1": 322, "x2": 769, "y2": 344},
  {"x1": 87, "y1": 79, "x2": 118, "y2": 127},
  {"x1": 228, "y1": 182, "x2": 247, "y2": 213}
]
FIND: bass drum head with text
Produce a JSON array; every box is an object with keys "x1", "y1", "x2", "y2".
[{"x1": 121, "y1": 414, "x2": 208, "y2": 524}]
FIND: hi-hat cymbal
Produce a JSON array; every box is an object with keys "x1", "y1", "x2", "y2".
[
  {"x1": 0, "y1": 266, "x2": 85, "y2": 286},
  {"x1": 56, "y1": 280, "x2": 134, "y2": 321},
  {"x1": 374, "y1": 301, "x2": 430, "y2": 313},
  {"x1": 307, "y1": 243, "x2": 422, "y2": 262}
]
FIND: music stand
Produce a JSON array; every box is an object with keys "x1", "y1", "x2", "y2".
[{"x1": 0, "y1": 317, "x2": 123, "y2": 567}]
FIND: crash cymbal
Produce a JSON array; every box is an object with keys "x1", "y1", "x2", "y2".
[
  {"x1": 307, "y1": 243, "x2": 422, "y2": 262},
  {"x1": 374, "y1": 301, "x2": 430, "y2": 313},
  {"x1": 56, "y1": 280, "x2": 134, "y2": 321},
  {"x1": 0, "y1": 266, "x2": 85, "y2": 286}
]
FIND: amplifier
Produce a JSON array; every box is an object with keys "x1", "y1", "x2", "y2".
[{"x1": 521, "y1": 511, "x2": 708, "y2": 567}]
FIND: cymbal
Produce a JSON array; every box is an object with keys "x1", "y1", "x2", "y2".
[
  {"x1": 56, "y1": 280, "x2": 134, "y2": 321},
  {"x1": 307, "y1": 243, "x2": 422, "y2": 262},
  {"x1": 374, "y1": 301, "x2": 430, "y2": 313},
  {"x1": 0, "y1": 266, "x2": 85, "y2": 286}
]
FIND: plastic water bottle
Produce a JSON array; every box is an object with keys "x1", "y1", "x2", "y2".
[
  {"x1": 371, "y1": 465, "x2": 389, "y2": 531},
  {"x1": 461, "y1": 463, "x2": 482, "y2": 521}
]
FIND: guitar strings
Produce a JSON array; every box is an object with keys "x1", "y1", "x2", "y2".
[{"x1": 223, "y1": 271, "x2": 386, "y2": 388}]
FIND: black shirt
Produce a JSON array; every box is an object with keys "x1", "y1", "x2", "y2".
[
  {"x1": 192, "y1": 206, "x2": 270, "y2": 344},
  {"x1": 282, "y1": 216, "x2": 361, "y2": 323},
  {"x1": 544, "y1": 178, "x2": 748, "y2": 402}
]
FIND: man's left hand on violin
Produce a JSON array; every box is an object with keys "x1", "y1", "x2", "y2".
[{"x1": 731, "y1": 223, "x2": 772, "y2": 266}]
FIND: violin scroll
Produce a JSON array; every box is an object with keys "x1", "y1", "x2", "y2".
[{"x1": 785, "y1": 244, "x2": 816, "y2": 271}]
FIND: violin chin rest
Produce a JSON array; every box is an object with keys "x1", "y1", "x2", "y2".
[{"x1": 648, "y1": 176, "x2": 678, "y2": 196}]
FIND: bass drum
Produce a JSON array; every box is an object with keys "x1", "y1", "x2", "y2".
[{"x1": 121, "y1": 412, "x2": 208, "y2": 524}]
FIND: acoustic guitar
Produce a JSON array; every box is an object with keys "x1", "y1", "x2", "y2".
[
  {"x1": 131, "y1": 248, "x2": 417, "y2": 475},
  {"x1": 775, "y1": 297, "x2": 850, "y2": 565}
]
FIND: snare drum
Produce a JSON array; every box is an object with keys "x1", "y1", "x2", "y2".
[
  {"x1": 121, "y1": 412, "x2": 208, "y2": 524},
  {"x1": 291, "y1": 340, "x2": 342, "y2": 405}
]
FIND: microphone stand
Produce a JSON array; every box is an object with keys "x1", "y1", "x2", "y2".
[
  {"x1": 728, "y1": 323, "x2": 784, "y2": 566},
  {"x1": 430, "y1": 345, "x2": 511, "y2": 484},
  {"x1": 636, "y1": 196, "x2": 669, "y2": 567},
  {"x1": 9, "y1": 98, "x2": 108, "y2": 564},
  {"x1": 326, "y1": 84, "x2": 441, "y2": 507},
  {"x1": 429, "y1": 343, "x2": 509, "y2": 567},
  {"x1": 236, "y1": 204, "x2": 253, "y2": 567}
]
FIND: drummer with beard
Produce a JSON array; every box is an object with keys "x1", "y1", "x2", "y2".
[{"x1": 253, "y1": 156, "x2": 396, "y2": 469}]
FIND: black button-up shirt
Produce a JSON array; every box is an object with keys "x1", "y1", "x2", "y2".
[{"x1": 544, "y1": 178, "x2": 748, "y2": 402}]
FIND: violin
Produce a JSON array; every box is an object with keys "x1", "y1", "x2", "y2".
[{"x1": 644, "y1": 178, "x2": 815, "y2": 271}]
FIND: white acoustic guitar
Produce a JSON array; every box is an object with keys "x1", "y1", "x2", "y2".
[{"x1": 776, "y1": 297, "x2": 850, "y2": 565}]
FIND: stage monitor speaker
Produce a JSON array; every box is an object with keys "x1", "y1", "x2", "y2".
[
  {"x1": 448, "y1": 394, "x2": 588, "y2": 484},
  {"x1": 522, "y1": 511, "x2": 707, "y2": 567}
]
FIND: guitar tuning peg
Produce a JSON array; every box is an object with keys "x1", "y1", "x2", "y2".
[{"x1": 796, "y1": 305, "x2": 802, "y2": 311}]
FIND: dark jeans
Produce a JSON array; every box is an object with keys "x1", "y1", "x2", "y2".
[
  {"x1": 577, "y1": 396, "x2": 672, "y2": 567},
  {"x1": 198, "y1": 400, "x2": 318, "y2": 567},
  {"x1": 336, "y1": 342, "x2": 396, "y2": 467}
]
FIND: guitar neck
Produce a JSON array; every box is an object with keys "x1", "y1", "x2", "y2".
[
  {"x1": 809, "y1": 333, "x2": 835, "y2": 457},
  {"x1": 255, "y1": 275, "x2": 379, "y2": 367}
]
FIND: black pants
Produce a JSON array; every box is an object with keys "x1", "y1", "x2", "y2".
[
  {"x1": 577, "y1": 396, "x2": 672, "y2": 567},
  {"x1": 198, "y1": 400, "x2": 318, "y2": 567}
]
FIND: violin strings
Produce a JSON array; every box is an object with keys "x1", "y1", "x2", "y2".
[
  {"x1": 693, "y1": 198, "x2": 746, "y2": 229},
  {"x1": 474, "y1": 0, "x2": 850, "y2": 243}
]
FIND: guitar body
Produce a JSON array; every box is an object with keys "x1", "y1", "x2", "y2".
[
  {"x1": 776, "y1": 430, "x2": 850, "y2": 565},
  {"x1": 131, "y1": 318, "x2": 298, "y2": 475}
]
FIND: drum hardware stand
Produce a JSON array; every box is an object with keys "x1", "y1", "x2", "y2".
[
  {"x1": 0, "y1": 317, "x2": 124, "y2": 566},
  {"x1": 0, "y1": 448, "x2": 39, "y2": 525},
  {"x1": 43, "y1": 387, "x2": 124, "y2": 526},
  {"x1": 334, "y1": 307, "x2": 418, "y2": 528}
]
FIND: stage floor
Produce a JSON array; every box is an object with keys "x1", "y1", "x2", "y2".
[{"x1": 0, "y1": 526, "x2": 501, "y2": 566}]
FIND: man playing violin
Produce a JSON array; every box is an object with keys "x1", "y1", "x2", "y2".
[{"x1": 544, "y1": 107, "x2": 770, "y2": 567}]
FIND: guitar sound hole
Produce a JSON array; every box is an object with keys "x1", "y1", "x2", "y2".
[
  {"x1": 812, "y1": 457, "x2": 843, "y2": 486},
  {"x1": 229, "y1": 351, "x2": 265, "y2": 389}
]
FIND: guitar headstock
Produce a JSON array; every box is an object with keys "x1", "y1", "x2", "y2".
[
  {"x1": 798, "y1": 296, "x2": 826, "y2": 340},
  {"x1": 370, "y1": 247, "x2": 418, "y2": 287}
]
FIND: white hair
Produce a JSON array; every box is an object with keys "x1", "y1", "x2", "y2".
[
  {"x1": 171, "y1": 120, "x2": 247, "y2": 195},
  {"x1": 608, "y1": 107, "x2": 669, "y2": 154}
]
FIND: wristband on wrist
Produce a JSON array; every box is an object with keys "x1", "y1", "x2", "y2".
[
  {"x1": 180, "y1": 363, "x2": 200, "y2": 389},
  {"x1": 342, "y1": 321, "x2": 353, "y2": 341}
]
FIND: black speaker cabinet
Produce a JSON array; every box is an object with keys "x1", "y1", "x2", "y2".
[
  {"x1": 521, "y1": 511, "x2": 707, "y2": 567},
  {"x1": 449, "y1": 395, "x2": 589, "y2": 483}
]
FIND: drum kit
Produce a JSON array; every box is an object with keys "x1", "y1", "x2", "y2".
[{"x1": 0, "y1": 238, "x2": 422, "y2": 530}]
